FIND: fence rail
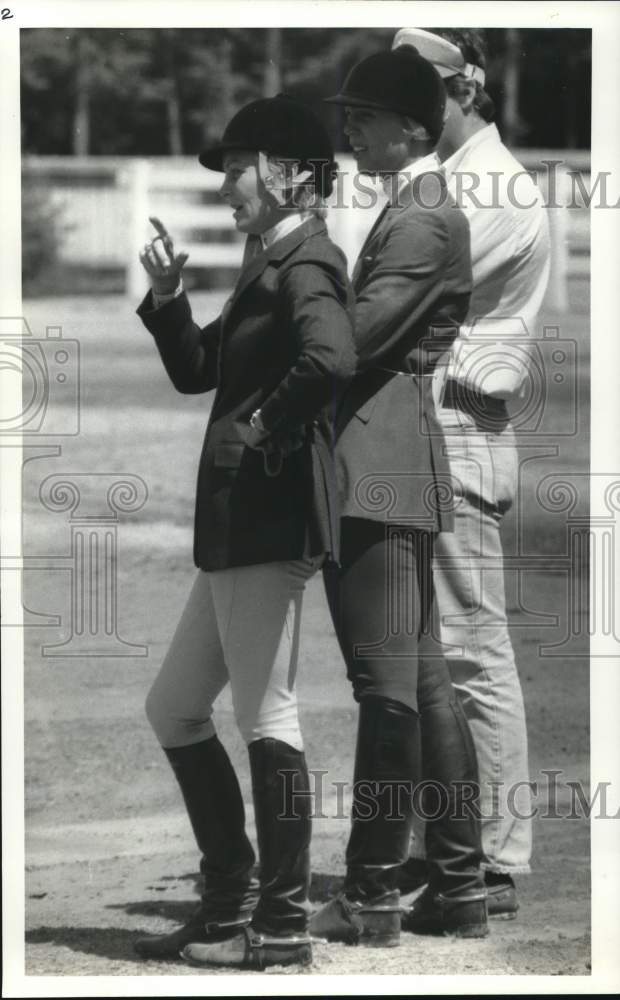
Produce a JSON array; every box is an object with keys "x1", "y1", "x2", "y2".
[{"x1": 23, "y1": 151, "x2": 591, "y2": 309}]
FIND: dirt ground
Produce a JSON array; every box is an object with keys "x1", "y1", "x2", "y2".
[
  {"x1": 23, "y1": 564, "x2": 590, "y2": 980},
  {"x1": 18, "y1": 291, "x2": 591, "y2": 982}
]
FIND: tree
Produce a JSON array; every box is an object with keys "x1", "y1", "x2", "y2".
[
  {"x1": 264, "y1": 28, "x2": 282, "y2": 96},
  {"x1": 21, "y1": 29, "x2": 154, "y2": 154},
  {"x1": 20, "y1": 27, "x2": 591, "y2": 156}
]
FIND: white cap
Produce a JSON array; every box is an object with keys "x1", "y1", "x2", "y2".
[{"x1": 392, "y1": 28, "x2": 486, "y2": 86}]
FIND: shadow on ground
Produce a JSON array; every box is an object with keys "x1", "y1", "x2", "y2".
[
  {"x1": 26, "y1": 871, "x2": 347, "y2": 966},
  {"x1": 25, "y1": 926, "x2": 165, "y2": 965},
  {"x1": 105, "y1": 869, "x2": 346, "y2": 922}
]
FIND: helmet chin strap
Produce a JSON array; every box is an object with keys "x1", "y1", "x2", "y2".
[
  {"x1": 257, "y1": 151, "x2": 314, "y2": 207},
  {"x1": 462, "y1": 63, "x2": 486, "y2": 87},
  {"x1": 403, "y1": 121, "x2": 431, "y2": 142}
]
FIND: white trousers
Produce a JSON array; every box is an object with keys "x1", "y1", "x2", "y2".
[
  {"x1": 414, "y1": 396, "x2": 532, "y2": 873},
  {"x1": 146, "y1": 557, "x2": 323, "y2": 752}
]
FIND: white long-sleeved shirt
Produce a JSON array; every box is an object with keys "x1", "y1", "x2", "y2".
[{"x1": 440, "y1": 123, "x2": 551, "y2": 400}]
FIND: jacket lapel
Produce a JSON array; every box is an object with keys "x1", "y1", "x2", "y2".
[
  {"x1": 226, "y1": 216, "x2": 327, "y2": 316},
  {"x1": 354, "y1": 202, "x2": 389, "y2": 261},
  {"x1": 352, "y1": 202, "x2": 392, "y2": 288},
  {"x1": 352, "y1": 171, "x2": 447, "y2": 291}
]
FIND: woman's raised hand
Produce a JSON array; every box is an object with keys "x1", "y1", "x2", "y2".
[{"x1": 139, "y1": 216, "x2": 189, "y2": 295}]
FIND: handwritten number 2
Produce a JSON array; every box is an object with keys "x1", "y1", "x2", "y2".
[{"x1": 1, "y1": 8, "x2": 14, "y2": 18}]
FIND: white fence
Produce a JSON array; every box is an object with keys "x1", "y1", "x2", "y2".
[{"x1": 23, "y1": 151, "x2": 590, "y2": 309}]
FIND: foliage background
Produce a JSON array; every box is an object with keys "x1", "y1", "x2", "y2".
[{"x1": 20, "y1": 28, "x2": 591, "y2": 156}]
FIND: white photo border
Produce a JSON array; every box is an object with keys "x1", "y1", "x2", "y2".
[{"x1": 2, "y1": 2, "x2": 619, "y2": 996}]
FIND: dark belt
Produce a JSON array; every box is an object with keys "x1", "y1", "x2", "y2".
[
  {"x1": 441, "y1": 379, "x2": 509, "y2": 426},
  {"x1": 374, "y1": 369, "x2": 509, "y2": 427}
]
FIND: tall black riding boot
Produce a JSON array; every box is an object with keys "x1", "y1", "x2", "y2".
[
  {"x1": 248, "y1": 738, "x2": 313, "y2": 940},
  {"x1": 135, "y1": 735, "x2": 258, "y2": 958},
  {"x1": 183, "y1": 737, "x2": 313, "y2": 968},
  {"x1": 422, "y1": 695, "x2": 484, "y2": 894},
  {"x1": 402, "y1": 692, "x2": 488, "y2": 937},
  {"x1": 310, "y1": 696, "x2": 419, "y2": 947}
]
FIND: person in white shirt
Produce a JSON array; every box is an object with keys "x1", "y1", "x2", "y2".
[{"x1": 392, "y1": 27, "x2": 551, "y2": 918}]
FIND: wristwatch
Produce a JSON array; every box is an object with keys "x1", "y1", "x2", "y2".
[{"x1": 250, "y1": 409, "x2": 266, "y2": 433}]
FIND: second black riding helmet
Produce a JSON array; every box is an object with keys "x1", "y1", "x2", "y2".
[
  {"x1": 325, "y1": 45, "x2": 446, "y2": 146},
  {"x1": 199, "y1": 93, "x2": 337, "y2": 197}
]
